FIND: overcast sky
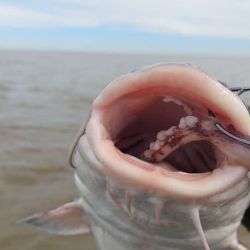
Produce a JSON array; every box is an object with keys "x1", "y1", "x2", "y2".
[{"x1": 1, "y1": 0, "x2": 250, "y2": 54}]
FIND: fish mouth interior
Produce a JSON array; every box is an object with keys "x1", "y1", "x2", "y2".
[
  {"x1": 113, "y1": 95, "x2": 223, "y2": 174},
  {"x1": 85, "y1": 64, "x2": 249, "y2": 200}
]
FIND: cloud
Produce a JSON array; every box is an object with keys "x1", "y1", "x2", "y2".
[
  {"x1": 0, "y1": 3, "x2": 99, "y2": 27},
  {"x1": 1, "y1": 0, "x2": 250, "y2": 38}
]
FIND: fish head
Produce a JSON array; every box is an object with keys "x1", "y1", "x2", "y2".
[{"x1": 74, "y1": 63, "x2": 250, "y2": 201}]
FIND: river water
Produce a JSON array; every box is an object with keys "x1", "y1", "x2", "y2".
[{"x1": 0, "y1": 50, "x2": 250, "y2": 250}]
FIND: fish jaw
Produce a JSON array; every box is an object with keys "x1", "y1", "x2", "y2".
[{"x1": 83, "y1": 63, "x2": 250, "y2": 201}]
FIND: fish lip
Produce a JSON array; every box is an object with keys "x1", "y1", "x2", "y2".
[
  {"x1": 92, "y1": 63, "x2": 250, "y2": 135},
  {"x1": 83, "y1": 63, "x2": 250, "y2": 201}
]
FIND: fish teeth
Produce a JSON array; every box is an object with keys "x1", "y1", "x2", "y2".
[
  {"x1": 153, "y1": 141, "x2": 162, "y2": 151},
  {"x1": 162, "y1": 96, "x2": 176, "y2": 103},
  {"x1": 150, "y1": 142, "x2": 155, "y2": 150},
  {"x1": 179, "y1": 117, "x2": 187, "y2": 129},
  {"x1": 144, "y1": 150, "x2": 153, "y2": 158},
  {"x1": 144, "y1": 116, "x2": 199, "y2": 160},
  {"x1": 186, "y1": 116, "x2": 198, "y2": 127},
  {"x1": 149, "y1": 141, "x2": 163, "y2": 152},
  {"x1": 165, "y1": 126, "x2": 176, "y2": 136},
  {"x1": 179, "y1": 116, "x2": 198, "y2": 129},
  {"x1": 157, "y1": 130, "x2": 166, "y2": 141},
  {"x1": 163, "y1": 96, "x2": 192, "y2": 115}
]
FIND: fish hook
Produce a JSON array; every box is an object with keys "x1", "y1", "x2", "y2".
[
  {"x1": 230, "y1": 86, "x2": 250, "y2": 96},
  {"x1": 211, "y1": 83, "x2": 250, "y2": 146}
]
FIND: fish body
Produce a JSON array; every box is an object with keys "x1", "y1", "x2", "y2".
[
  {"x1": 23, "y1": 64, "x2": 250, "y2": 250},
  {"x1": 74, "y1": 140, "x2": 250, "y2": 250}
]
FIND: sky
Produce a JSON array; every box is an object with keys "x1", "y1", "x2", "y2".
[{"x1": 1, "y1": 0, "x2": 250, "y2": 55}]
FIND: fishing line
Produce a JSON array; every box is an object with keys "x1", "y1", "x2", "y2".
[{"x1": 211, "y1": 84, "x2": 250, "y2": 146}]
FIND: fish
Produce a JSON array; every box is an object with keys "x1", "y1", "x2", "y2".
[{"x1": 22, "y1": 63, "x2": 250, "y2": 250}]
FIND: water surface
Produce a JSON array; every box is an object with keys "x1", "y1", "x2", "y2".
[{"x1": 1, "y1": 51, "x2": 250, "y2": 250}]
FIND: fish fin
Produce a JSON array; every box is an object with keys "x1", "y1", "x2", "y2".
[
  {"x1": 189, "y1": 206, "x2": 210, "y2": 250},
  {"x1": 19, "y1": 198, "x2": 90, "y2": 235}
]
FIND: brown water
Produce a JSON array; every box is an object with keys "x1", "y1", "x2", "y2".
[{"x1": 1, "y1": 50, "x2": 250, "y2": 250}]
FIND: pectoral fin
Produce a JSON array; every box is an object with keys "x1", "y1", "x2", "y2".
[{"x1": 20, "y1": 198, "x2": 90, "y2": 235}]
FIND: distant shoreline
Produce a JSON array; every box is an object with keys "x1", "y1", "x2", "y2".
[{"x1": 1, "y1": 48, "x2": 249, "y2": 58}]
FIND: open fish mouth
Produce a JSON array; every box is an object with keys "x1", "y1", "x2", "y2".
[
  {"x1": 115, "y1": 96, "x2": 222, "y2": 174},
  {"x1": 84, "y1": 63, "x2": 250, "y2": 200}
]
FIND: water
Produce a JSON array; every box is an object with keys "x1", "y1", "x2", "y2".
[{"x1": 0, "y1": 50, "x2": 250, "y2": 250}]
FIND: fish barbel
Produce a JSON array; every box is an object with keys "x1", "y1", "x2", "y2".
[{"x1": 23, "y1": 64, "x2": 250, "y2": 250}]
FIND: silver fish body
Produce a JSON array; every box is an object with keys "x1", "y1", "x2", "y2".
[{"x1": 73, "y1": 133, "x2": 250, "y2": 250}]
